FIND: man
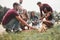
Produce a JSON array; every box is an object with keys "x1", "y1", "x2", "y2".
[
  {"x1": 2, "y1": 2, "x2": 33, "y2": 32},
  {"x1": 37, "y1": 2, "x2": 55, "y2": 32},
  {"x1": 19, "y1": 0, "x2": 23, "y2": 4}
]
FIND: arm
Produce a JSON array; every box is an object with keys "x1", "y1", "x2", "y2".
[
  {"x1": 40, "y1": 8, "x2": 43, "y2": 17},
  {"x1": 13, "y1": 11, "x2": 29, "y2": 27},
  {"x1": 40, "y1": 8, "x2": 43, "y2": 20},
  {"x1": 16, "y1": 16, "x2": 30, "y2": 27},
  {"x1": 45, "y1": 11, "x2": 51, "y2": 19}
]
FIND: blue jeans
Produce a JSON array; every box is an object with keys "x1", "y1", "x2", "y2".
[{"x1": 3, "y1": 18, "x2": 21, "y2": 32}]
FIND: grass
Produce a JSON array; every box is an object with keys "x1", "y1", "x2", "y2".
[{"x1": 0, "y1": 24, "x2": 60, "y2": 40}]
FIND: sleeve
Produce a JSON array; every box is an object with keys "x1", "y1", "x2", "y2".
[{"x1": 13, "y1": 11, "x2": 19, "y2": 16}]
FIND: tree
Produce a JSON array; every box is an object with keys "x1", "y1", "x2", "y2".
[
  {"x1": 0, "y1": 6, "x2": 9, "y2": 23},
  {"x1": 0, "y1": 5, "x2": 2, "y2": 9}
]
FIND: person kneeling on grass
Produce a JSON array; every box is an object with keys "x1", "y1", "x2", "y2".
[
  {"x1": 20, "y1": 9, "x2": 29, "y2": 30},
  {"x1": 37, "y1": 2, "x2": 55, "y2": 32},
  {"x1": 2, "y1": 2, "x2": 34, "y2": 32}
]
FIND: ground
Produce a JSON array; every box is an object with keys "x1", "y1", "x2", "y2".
[
  {"x1": 0, "y1": 23, "x2": 60, "y2": 40},
  {"x1": 0, "y1": 24, "x2": 6, "y2": 34}
]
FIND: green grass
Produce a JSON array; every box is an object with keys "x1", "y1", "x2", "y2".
[{"x1": 0, "y1": 24, "x2": 60, "y2": 40}]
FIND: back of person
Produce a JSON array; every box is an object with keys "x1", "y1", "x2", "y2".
[
  {"x1": 42, "y1": 4, "x2": 53, "y2": 13},
  {"x1": 2, "y1": 9, "x2": 19, "y2": 25}
]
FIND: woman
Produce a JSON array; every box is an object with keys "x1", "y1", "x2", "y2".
[
  {"x1": 20, "y1": 9, "x2": 29, "y2": 30},
  {"x1": 30, "y1": 11, "x2": 38, "y2": 26}
]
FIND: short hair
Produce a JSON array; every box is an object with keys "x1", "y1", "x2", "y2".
[
  {"x1": 13, "y1": 2, "x2": 19, "y2": 7},
  {"x1": 37, "y1": 2, "x2": 41, "y2": 5}
]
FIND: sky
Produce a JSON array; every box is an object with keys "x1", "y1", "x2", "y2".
[{"x1": 0, "y1": 0, "x2": 60, "y2": 12}]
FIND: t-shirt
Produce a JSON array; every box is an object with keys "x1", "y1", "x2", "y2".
[
  {"x1": 2, "y1": 9, "x2": 19, "y2": 25},
  {"x1": 40, "y1": 4, "x2": 53, "y2": 13}
]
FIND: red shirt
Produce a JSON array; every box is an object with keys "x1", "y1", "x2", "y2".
[
  {"x1": 2, "y1": 9, "x2": 19, "y2": 25},
  {"x1": 40, "y1": 4, "x2": 53, "y2": 17}
]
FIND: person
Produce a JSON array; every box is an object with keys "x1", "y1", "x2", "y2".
[
  {"x1": 37, "y1": 2, "x2": 55, "y2": 32},
  {"x1": 2, "y1": 2, "x2": 33, "y2": 32},
  {"x1": 19, "y1": 0, "x2": 23, "y2": 4},
  {"x1": 20, "y1": 9, "x2": 29, "y2": 30},
  {"x1": 20, "y1": 9, "x2": 29, "y2": 21},
  {"x1": 30, "y1": 11, "x2": 38, "y2": 26}
]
